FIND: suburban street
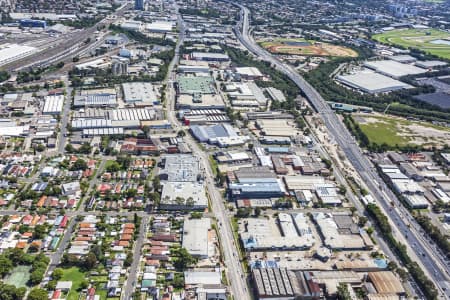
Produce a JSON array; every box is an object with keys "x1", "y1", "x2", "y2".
[
  {"x1": 231, "y1": 2, "x2": 450, "y2": 298},
  {"x1": 122, "y1": 215, "x2": 150, "y2": 300}
]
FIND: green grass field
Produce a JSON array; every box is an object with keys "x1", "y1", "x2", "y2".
[
  {"x1": 358, "y1": 118, "x2": 411, "y2": 146},
  {"x1": 61, "y1": 267, "x2": 86, "y2": 300},
  {"x1": 356, "y1": 114, "x2": 450, "y2": 147},
  {"x1": 4, "y1": 266, "x2": 31, "y2": 288},
  {"x1": 373, "y1": 29, "x2": 450, "y2": 59}
]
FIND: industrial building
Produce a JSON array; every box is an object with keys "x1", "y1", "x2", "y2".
[
  {"x1": 229, "y1": 166, "x2": 285, "y2": 200},
  {"x1": 225, "y1": 82, "x2": 267, "y2": 108},
  {"x1": 363, "y1": 60, "x2": 427, "y2": 79},
  {"x1": 159, "y1": 154, "x2": 201, "y2": 182},
  {"x1": 234, "y1": 67, "x2": 263, "y2": 80},
  {"x1": 43, "y1": 95, "x2": 64, "y2": 115},
  {"x1": 135, "y1": 0, "x2": 144, "y2": 10},
  {"x1": 266, "y1": 87, "x2": 286, "y2": 102},
  {"x1": 312, "y1": 212, "x2": 372, "y2": 250},
  {"x1": 160, "y1": 182, "x2": 208, "y2": 210},
  {"x1": 252, "y1": 268, "x2": 320, "y2": 300},
  {"x1": 0, "y1": 43, "x2": 38, "y2": 67},
  {"x1": 367, "y1": 272, "x2": 405, "y2": 296},
  {"x1": 176, "y1": 75, "x2": 225, "y2": 109},
  {"x1": 146, "y1": 21, "x2": 173, "y2": 33},
  {"x1": 190, "y1": 52, "x2": 230, "y2": 62},
  {"x1": 240, "y1": 213, "x2": 314, "y2": 250},
  {"x1": 182, "y1": 218, "x2": 211, "y2": 258},
  {"x1": 190, "y1": 123, "x2": 248, "y2": 147},
  {"x1": 20, "y1": 19, "x2": 47, "y2": 28},
  {"x1": 122, "y1": 82, "x2": 157, "y2": 105},
  {"x1": 337, "y1": 71, "x2": 412, "y2": 94},
  {"x1": 404, "y1": 194, "x2": 429, "y2": 209},
  {"x1": 74, "y1": 89, "x2": 117, "y2": 108},
  {"x1": 256, "y1": 119, "x2": 299, "y2": 137}
]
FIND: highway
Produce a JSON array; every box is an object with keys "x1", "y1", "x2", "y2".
[
  {"x1": 163, "y1": 7, "x2": 251, "y2": 300},
  {"x1": 231, "y1": 2, "x2": 450, "y2": 298}
]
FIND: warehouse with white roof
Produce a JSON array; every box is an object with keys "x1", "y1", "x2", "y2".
[
  {"x1": 182, "y1": 218, "x2": 211, "y2": 258},
  {"x1": 43, "y1": 95, "x2": 64, "y2": 115},
  {"x1": 122, "y1": 82, "x2": 157, "y2": 105},
  {"x1": 337, "y1": 71, "x2": 412, "y2": 94},
  {"x1": 364, "y1": 60, "x2": 427, "y2": 79},
  {"x1": 0, "y1": 44, "x2": 38, "y2": 67}
]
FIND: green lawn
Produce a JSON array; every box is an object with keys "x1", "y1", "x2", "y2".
[
  {"x1": 95, "y1": 283, "x2": 107, "y2": 300},
  {"x1": 4, "y1": 265, "x2": 31, "y2": 288},
  {"x1": 372, "y1": 29, "x2": 450, "y2": 59},
  {"x1": 61, "y1": 267, "x2": 86, "y2": 300},
  {"x1": 358, "y1": 119, "x2": 411, "y2": 147},
  {"x1": 357, "y1": 114, "x2": 450, "y2": 147}
]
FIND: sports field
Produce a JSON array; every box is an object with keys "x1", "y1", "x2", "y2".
[
  {"x1": 4, "y1": 266, "x2": 31, "y2": 287},
  {"x1": 355, "y1": 113, "x2": 450, "y2": 148},
  {"x1": 373, "y1": 29, "x2": 450, "y2": 59},
  {"x1": 259, "y1": 38, "x2": 358, "y2": 57}
]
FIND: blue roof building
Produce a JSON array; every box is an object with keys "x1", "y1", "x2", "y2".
[{"x1": 20, "y1": 19, "x2": 47, "y2": 28}]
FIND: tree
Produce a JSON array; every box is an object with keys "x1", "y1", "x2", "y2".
[
  {"x1": 0, "y1": 255, "x2": 13, "y2": 276},
  {"x1": 387, "y1": 261, "x2": 398, "y2": 271},
  {"x1": 106, "y1": 161, "x2": 121, "y2": 172},
  {"x1": 70, "y1": 159, "x2": 88, "y2": 171},
  {"x1": 30, "y1": 268, "x2": 45, "y2": 285},
  {"x1": 337, "y1": 283, "x2": 351, "y2": 300},
  {"x1": 33, "y1": 224, "x2": 46, "y2": 239},
  {"x1": 173, "y1": 248, "x2": 197, "y2": 271},
  {"x1": 358, "y1": 216, "x2": 368, "y2": 227},
  {"x1": 124, "y1": 252, "x2": 133, "y2": 267},
  {"x1": 172, "y1": 273, "x2": 184, "y2": 288},
  {"x1": 28, "y1": 288, "x2": 48, "y2": 300},
  {"x1": 52, "y1": 268, "x2": 64, "y2": 280},
  {"x1": 254, "y1": 207, "x2": 262, "y2": 217},
  {"x1": 79, "y1": 143, "x2": 92, "y2": 154},
  {"x1": 82, "y1": 252, "x2": 97, "y2": 270},
  {"x1": 185, "y1": 197, "x2": 195, "y2": 206},
  {"x1": 152, "y1": 176, "x2": 161, "y2": 191},
  {"x1": 79, "y1": 280, "x2": 89, "y2": 290}
]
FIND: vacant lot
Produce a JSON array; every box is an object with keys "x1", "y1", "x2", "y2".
[
  {"x1": 355, "y1": 113, "x2": 450, "y2": 148},
  {"x1": 4, "y1": 265, "x2": 31, "y2": 288},
  {"x1": 259, "y1": 38, "x2": 358, "y2": 57},
  {"x1": 373, "y1": 29, "x2": 450, "y2": 60}
]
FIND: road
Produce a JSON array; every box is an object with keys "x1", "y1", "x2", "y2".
[
  {"x1": 231, "y1": 2, "x2": 450, "y2": 298},
  {"x1": 162, "y1": 7, "x2": 251, "y2": 300},
  {"x1": 122, "y1": 215, "x2": 150, "y2": 300},
  {"x1": 58, "y1": 76, "x2": 72, "y2": 153},
  {"x1": 44, "y1": 157, "x2": 108, "y2": 279}
]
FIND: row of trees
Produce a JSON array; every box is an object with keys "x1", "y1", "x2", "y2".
[
  {"x1": 415, "y1": 214, "x2": 450, "y2": 259},
  {"x1": 366, "y1": 204, "x2": 438, "y2": 299}
]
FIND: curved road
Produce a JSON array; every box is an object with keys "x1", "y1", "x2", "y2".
[{"x1": 231, "y1": 2, "x2": 450, "y2": 298}]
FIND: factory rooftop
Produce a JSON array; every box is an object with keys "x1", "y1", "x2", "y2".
[
  {"x1": 122, "y1": 82, "x2": 157, "y2": 105},
  {"x1": 337, "y1": 71, "x2": 412, "y2": 94},
  {"x1": 177, "y1": 76, "x2": 216, "y2": 94},
  {"x1": 364, "y1": 60, "x2": 427, "y2": 79},
  {"x1": 160, "y1": 182, "x2": 208, "y2": 210},
  {"x1": 182, "y1": 218, "x2": 211, "y2": 258},
  {"x1": 160, "y1": 154, "x2": 201, "y2": 182}
]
